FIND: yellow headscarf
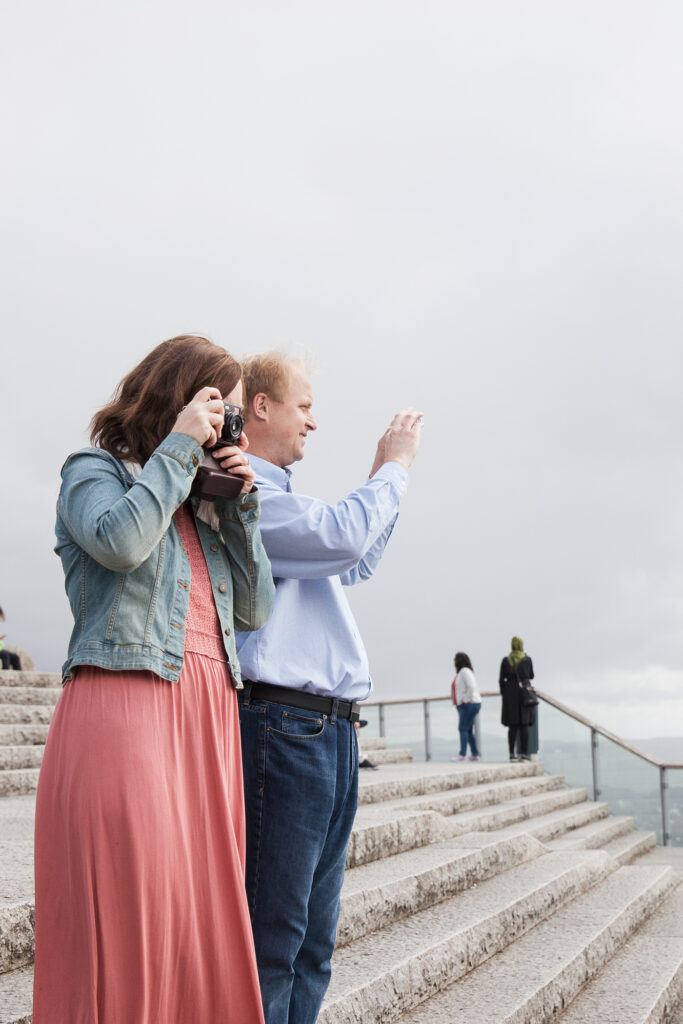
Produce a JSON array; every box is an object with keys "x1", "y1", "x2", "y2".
[{"x1": 507, "y1": 636, "x2": 526, "y2": 668}]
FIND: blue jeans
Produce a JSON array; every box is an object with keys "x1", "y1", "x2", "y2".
[
  {"x1": 457, "y1": 702, "x2": 481, "y2": 756},
  {"x1": 238, "y1": 693, "x2": 359, "y2": 1024}
]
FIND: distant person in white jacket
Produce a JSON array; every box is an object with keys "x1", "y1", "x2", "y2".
[{"x1": 450, "y1": 652, "x2": 482, "y2": 761}]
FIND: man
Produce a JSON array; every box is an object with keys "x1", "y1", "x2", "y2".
[{"x1": 229, "y1": 352, "x2": 422, "y2": 1024}]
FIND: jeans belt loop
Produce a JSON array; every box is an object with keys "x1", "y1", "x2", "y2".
[
  {"x1": 330, "y1": 698, "x2": 339, "y2": 724},
  {"x1": 242, "y1": 680, "x2": 253, "y2": 706}
]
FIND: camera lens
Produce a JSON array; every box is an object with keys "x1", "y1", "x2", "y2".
[{"x1": 221, "y1": 404, "x2": 244, "y2": 444}]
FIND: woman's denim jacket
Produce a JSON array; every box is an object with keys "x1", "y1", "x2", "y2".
[{"x1": 55, "y1": 432, "x2": 275, "y2": 687}]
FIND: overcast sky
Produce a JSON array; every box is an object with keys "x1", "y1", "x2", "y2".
[{"x1": 2, "y1": 1, "x2": 683, "y2": 741}]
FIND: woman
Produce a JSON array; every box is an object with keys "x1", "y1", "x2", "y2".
[
  {"x1": 499, "y1": 635, "x2": 535, "y2": 761},
  {"x1": 33, "y1": 335, "x2": 275, "y2": 1023},
  {"x1": 450, "y1": 651, "x2": 482, "y2": 761}
]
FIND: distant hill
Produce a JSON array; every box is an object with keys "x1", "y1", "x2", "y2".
[{"x1": 631, "y1": 736, "x2": 683, "y2": 763}]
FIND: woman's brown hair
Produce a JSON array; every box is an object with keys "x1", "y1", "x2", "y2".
[{"x1": 90, "y1": 335, "x2": 241, "y2": 464}]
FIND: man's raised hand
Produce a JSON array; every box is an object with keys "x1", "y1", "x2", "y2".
[{"x1": 370, "y1": 407, "x2": 424, "y2": 475}]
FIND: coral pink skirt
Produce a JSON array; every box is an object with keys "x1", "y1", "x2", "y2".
[{"x1": 33, "y1": 656, "x2": 264, "y2": 1023}]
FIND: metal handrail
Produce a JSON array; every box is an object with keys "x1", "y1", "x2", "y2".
[
  {"x1": 365, "y1": 689, "x2": 681, "y2": 844},
  {"x1": 364, "y1": 690, "x2": 683, "y2": 770}
]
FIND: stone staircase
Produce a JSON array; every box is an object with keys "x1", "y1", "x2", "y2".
[
  {"x1": 318, "y1": 760, "x2": 683, "y2": 1023},
  {"x1": 1, "y1": 670, "x2": 682, "y2": 1023},
  {"x1": 0, "y1": 672, "x2": 58, "y2": 800}
]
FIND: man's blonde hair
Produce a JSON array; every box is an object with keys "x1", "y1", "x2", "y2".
[{"x1": 241, "y1": 350, "x2": 314, "y2": 418}]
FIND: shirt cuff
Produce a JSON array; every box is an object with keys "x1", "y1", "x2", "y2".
[{"x1": 369, "y1": 461, "x2": 409, "y2": 494}]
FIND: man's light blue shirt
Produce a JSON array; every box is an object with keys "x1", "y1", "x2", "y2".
[{"x1": 235, "y1": 454, "x2": 408, "y2": 701}]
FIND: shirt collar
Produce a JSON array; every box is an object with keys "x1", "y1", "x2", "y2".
[{"x1": 248, "y1": 454, "x2": 293, "y2": 492}]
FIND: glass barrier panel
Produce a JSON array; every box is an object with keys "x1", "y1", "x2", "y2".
[
  {"x1": 473, "y1": 696, "x2": 509, "y2": 763},
  {"x1": 380, "y1": 702, "x2": 426, "y2": 761},
  {"x1": 360, "y1": 704, "x2": 380, "y2": 739},
  {"x1": 668, "y1": 769, "x2": 683, "y2": 847},
  {"x1": 599, "y1": 735, "x2": 664, "y2": 844},
  {"x1": 425, "y1": 698, "x2": 457, "y2": 761},
  {"x1": 534, "y1": 701, "x2": 594, "y2": 795}
]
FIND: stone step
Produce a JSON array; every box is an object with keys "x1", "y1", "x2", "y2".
[
  {"x1": 361, "y1": 748, "x2": 413, "y2": 765},
  {"x1": 0, "y1": 963, "x2": 32, "y2": 1024},
  {"x1": 320, "y1": 848, "x2": 616, "y2": 1023},
  {"x1": 347, "y1": 785, "x2": 593, "y2": 868},
  {"x1": 0, "y1": 672, "x2": 60, "y2": 689},
  {"x1": 0, "y1": 708, "x2": 53, "y2": 726},
  {"x1": 0, "y1": 796, "x2": 36, "y2": 842},
  {"x1": 375, "y1": 772, "x2": 565, "y2": 818},
  {"x1": 0, "y1": 726, "x2": 48, "y2": 747},
  {"x1": 0, "y1": 804, "x2": 35, "y2": 911},
  {"x1": 637, "y1": 846, "x2": 683, "y2": 882},
  {"x1": 546, "y1": 814, "x2": 635, "y2": 851},
  {"x1": 357, "y1": 759, "x2": 543, "y2": 806},
  {"x1": 0, "y1": 689, "x2": 61, "y2": 708},
  {"x1": 600, "y1": 830, "x2": 658, "y2": 866},
  {"x1": 0, "y1": 771, "x2": 39, "y2": 799},
  {"x1": 386, "y1": 865, "x2": 676, "y2": 1024},
  {"x1": 347, "y1": 808, "x2": 445, "y2": 868},
  {"x1": 0, "y1": 797, "x2": 35, "y2": 984},
  {"x1": 0, "y1": 749, "x2": 43, "y2": 772},
  {"x1": 557, "y1": 885, "x2": 683, "y2": 1023},
  {"x1": 0, "y1": 901, "x2": 34, "y2": 975},
  {"x1": 447, "y1": 785, "x2": 592, "y2": 836},
  {"x1": 338, "y1": 830, "x2": 545, "y2": 947},
  {"x1": 489, "y1": 799, "x2": 611, "y2": 846},
  {"x1": 359, "y1": 737, "x2": 386, "y2": 751}
]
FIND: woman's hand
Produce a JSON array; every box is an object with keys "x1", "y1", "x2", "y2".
[
  {"x1": 172, "y1": 387, "x2": 226, "y2": 447},
  {"x1": 211, "y1": 431, "x2": 255, "y2": 494}
]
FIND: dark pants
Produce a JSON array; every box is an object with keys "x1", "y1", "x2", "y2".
[
  {"x1": 238, "y1": 694, "x2": 358, "y2": 1024},
  {"x1": 456, "y1": 702, "x2": 481, "y2": 756},
  {"x1": 0, "y1": 650, "x2": 21, "y2": 670},
  {"x1": 508, "y1": 724, "x2": 529, "y2": 756}
]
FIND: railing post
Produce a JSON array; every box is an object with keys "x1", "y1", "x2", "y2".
[
  {"x1": 424, "y1": 700, "x2": 432, "y2": 762},
  {"x1": 378, "y1": 703, "x2": 385, "y2": 739},
  {"x1": 474, "y1": 713, "x2": 482, "y2": 760},
  {"x1": 591, "y1": 728, "x2": 600, "y2": 802},
  {"x1": 660, "y1": 767, "x2": 670, "y2": 847}
]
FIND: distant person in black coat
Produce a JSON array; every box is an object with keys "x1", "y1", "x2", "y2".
[{"x1": 499, "y1": 636, "x2": 535, "y2": 761}]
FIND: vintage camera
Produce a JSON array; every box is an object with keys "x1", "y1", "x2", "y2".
[{"x1": 190, "y1": 402, "x2": 245, "y2": 501}]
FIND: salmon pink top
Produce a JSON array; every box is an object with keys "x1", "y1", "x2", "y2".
[{"x1": 175, "y1": 502, "x2": 228, "y2": 665}]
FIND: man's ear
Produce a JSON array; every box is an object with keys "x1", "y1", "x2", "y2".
[{"x1": 251, "y1": 392, "x2": 270, "y2": 422}]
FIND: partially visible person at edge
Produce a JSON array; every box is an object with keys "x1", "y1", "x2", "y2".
[
  {"x1": 499, "y1": 635, "x2": 535, "y2": 761},
  {"x1": 33, "y1": 335, "x2": 275, "y2": 1023},
  {"x1": 450, "y1": 651, "x2": 482, "y2": 761},
  {"x1": 0, "y1": 638, "x2": 21, "y2": 670},
  {"x1": 355, "y1": 718, "x2": 378, "y2": 769},
  {"x1": 226, "y1": 351, "x2": 423, "y2": 1024},
  {"x1": 0, "y1": 606, "x2": 22, "y2": 670}
]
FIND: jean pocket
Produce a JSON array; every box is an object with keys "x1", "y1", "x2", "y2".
[
  {"x1": 239, "y1": 700, "x2": 267, "y2": 717},
  {"x1": 270, "y1": 708, "x2": 327, "y2": 740}
]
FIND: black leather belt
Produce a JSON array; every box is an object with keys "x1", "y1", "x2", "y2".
[{"x1": 240, "y1": 681, "x2": 361, "y2": 722}]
